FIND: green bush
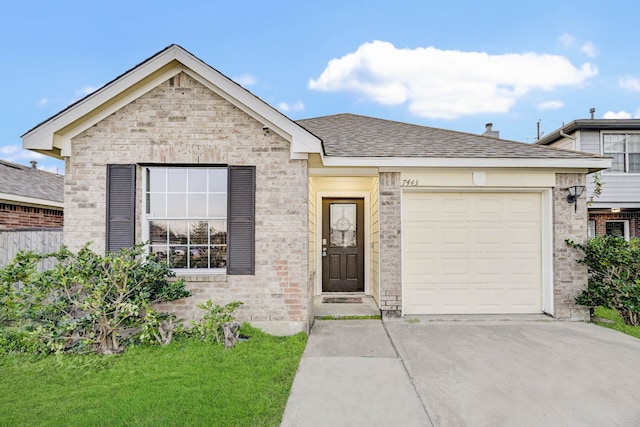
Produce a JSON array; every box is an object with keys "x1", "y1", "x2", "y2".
[
  {"x1": 192, "y1": 300, "x2": 244, "y2": 344},
  {"x1": 0, "y1": 243, "x2": 190, "y2": 354},
  {"x1": 568, "y1": 236, "x2": 640, "y2": 325}
]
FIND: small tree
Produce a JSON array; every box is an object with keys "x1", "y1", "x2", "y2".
[
  {"x1": 0, "y1": 243, "x2": 190, "y2": 354},
  {"x1": 568, "y1": 236, "x2": 640, "y2": 325}
]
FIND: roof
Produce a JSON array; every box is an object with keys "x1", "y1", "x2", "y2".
[
  {"x1": 0, "y1": 160, "x2": 64, "y2": 206},
  {"x1": 297, "y1": 113, "x2": 606, "y2": 160},
  {"x1": 536, "y1": 119, "x2": 640, "y2": 146},
  {"x1": 22, "y1": 44, "x2": 321, "y2": 160}
]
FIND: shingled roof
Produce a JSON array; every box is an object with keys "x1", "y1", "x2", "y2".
[
  {"x1": 0, "y1": 160, "x2": 63, "y2": 204},
  {"x1": 296, "y1": 113, "x2": 604, "y2": 160}
]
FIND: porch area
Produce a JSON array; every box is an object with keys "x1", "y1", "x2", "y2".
[{"x1": 312, "y1": 295, "x2": 381, "y2": 319}]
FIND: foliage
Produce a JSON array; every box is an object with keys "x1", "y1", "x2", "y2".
[
  {"x1": 568, "y1": 236, "x2": 640, "y2": 326},
  {"x1": 592, "y1": 306, "x2": 640, "y2": 339},
  {"x1": 192, "y1": 300, "x2": 243, "y2": 344},
  {"x1": 0, "y1": 243, "x2": 190, "y2": 354},
  {"x1": 0, "y1": 325, "x2": 308, "y2": 426},
  {"x1": 587, "y1": 172, "x2": 603, "y2": 206}
]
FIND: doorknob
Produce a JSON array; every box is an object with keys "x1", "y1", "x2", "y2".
[{"x1": 322, "y1": 247, "x2": 327, "y2": 257}]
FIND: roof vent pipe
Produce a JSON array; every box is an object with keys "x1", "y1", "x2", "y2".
[
  {"x1": 590, "y1": 108, "x2": 595, "y2": 119},
  {"x1": 30, "y1": 160, "x2": 38, "y2": 171}
]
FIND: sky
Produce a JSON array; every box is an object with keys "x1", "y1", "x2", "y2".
[{"x1": 2, "y1": 0, "x2": 640, "y2": 174}]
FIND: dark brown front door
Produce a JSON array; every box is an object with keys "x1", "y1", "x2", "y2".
[{"x1": 322, "y1": 198, "x2": 364, "y2": 292}]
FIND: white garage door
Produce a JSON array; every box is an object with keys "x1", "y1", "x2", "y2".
[{"x1": 403, "y1": 192, "x2": 542, "y2": 314}]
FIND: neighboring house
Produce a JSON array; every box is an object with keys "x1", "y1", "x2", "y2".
[
  {"x1": 21, "y1": 45, "x2": 610, "y2": 334},
  {"x1": 0, "y1": 160, "x2": 63, "y2": 230},
  {"x1": 536, "y1": 118, "x2": 640, "y2": 240}
]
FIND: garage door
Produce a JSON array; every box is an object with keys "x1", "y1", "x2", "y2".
[{"x1": 402, "y1": 192, "x2": 542, "y2": 314}]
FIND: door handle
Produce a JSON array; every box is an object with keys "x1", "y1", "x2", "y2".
[{"x1": 322, "y1": 247, "x2": 327, "y2": 257}]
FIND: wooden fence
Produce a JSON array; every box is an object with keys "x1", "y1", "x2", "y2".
[{"x1": 0, "y1": 229, "x2": 63, "y2": 270}]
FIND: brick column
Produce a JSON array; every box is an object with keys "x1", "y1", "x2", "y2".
[
  {"x1": 378, "y1": 172, "x2": 402, "y2": 316},
  {"x1": 553, "y1": 173, "x2": 589, "y2": 320}
]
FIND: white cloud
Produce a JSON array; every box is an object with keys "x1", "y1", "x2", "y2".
[
  {"x1": 233, "y1": 73, "x2": 257, "y2": 86},
  {"x1": 559, "y1": 34, "x2": 576, "y2": 48},
  {"x1": 0, "y1": 144, "x2": 45, "y2": 162},
  {"x1": 76, "y1": 86, "x2": 98, "y2": 97},
  {"x1": 537, "y1": 100, "x2": 564, "y2": 110},
  {"x1": 37, "y1": 97, "x2": 49, "y2": 107},
  {"x1": 580, "y1": 42, "x2": 598, "y2": 58},
  {"x1": 277, "y1": 101, "x2": 305, "y2": 112},
  {"x1": 603, "y1": 110, "x2": 632, "y2": 119},
  {"x1": 619, "y1": 76, "x2": 640, "y2": 92},
  {"x1": 309, "y1": 41, "x2": 598, "y2": 119}
]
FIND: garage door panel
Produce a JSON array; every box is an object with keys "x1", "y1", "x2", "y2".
[{"x1": 403, "y1": 192, "x2": 542, "y2": 315}]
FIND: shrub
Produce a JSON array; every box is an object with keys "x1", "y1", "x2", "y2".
[
  {"x1": 568, "y1": 236, "x2": 640, "y2": 325},
  {"x1": 0, "y1": 243, "x2": 190, "y2": 354},
  {"x1": 192, "y1": 300, "x2": 243, "y2": 344}
]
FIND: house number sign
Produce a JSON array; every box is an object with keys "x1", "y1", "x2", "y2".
[{"x1": 401, "y1": 179, "x2": 419, "y2": 187}]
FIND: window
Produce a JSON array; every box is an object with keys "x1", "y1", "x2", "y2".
[
  {"x1": 146, "y1": 167, "x2": 228, "y2": 270},
  {"x1": 603, "y1": 133, "x2": 640, "y2": 173},
  {"x1": 605, "y1": 220, "x2": 629, "y2": 241},
  {"x1": 587, "y1": 220, "x2": 596, "y2": 239}
]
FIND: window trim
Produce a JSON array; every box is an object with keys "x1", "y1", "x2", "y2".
[{"x1": 601, "y1": 132, "x2": 640, "y2": 174}]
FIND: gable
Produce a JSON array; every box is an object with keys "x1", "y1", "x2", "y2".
[{"x1": 22, "y1": 45, "x2": 321, "y2": 160}]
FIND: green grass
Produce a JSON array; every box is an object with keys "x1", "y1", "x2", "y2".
[
  {"x1": 593, "y1": 307, "x2": 640, "y2": 339},
  {"x1": 0, "y1": 325, "x2": 307, "y2": 427}
]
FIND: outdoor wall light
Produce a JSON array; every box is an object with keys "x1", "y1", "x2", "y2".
[{"x1": 566, "y1": 185, "x2": 586, "y2": 212}]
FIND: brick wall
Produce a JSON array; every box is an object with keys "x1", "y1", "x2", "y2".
[
  {"x1": 378, "y1": 172, "x2": 402, "y2": 316},
  {"x1": 590, "y1": 211, "x2": 640, "y2": 238},
  {"x1": 553, "y1": 173, "x2": 590, "y2": 320},
  {"x1": 0, "y1": 203, "x2": 63, "y2": 230},
  {"x1": 65, "y1": 72, "x2": 309, "y2": 334}
]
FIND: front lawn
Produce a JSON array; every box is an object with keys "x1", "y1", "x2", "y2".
[
  {"x1": 593, "y1": 307, "x2": 640, "y2": 339},
  {"x1": 0, "y1": 325, "x2": 307, "y2": 427}
]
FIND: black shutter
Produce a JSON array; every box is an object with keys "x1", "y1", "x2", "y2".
[
  {"x1": 106, "y1": 164, "x2": 136, "y2": 252},
  {"x1": 227, "y1": 165, "x2": 255, "y2": 275}
]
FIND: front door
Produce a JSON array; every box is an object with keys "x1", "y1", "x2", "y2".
[{"x1": 322, "y1": 198, "x2": 364, "y2": 292}]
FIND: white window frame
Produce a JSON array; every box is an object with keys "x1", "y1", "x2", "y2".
[
  {"x1": 605, "y1": 220, "x2": 630, "y2": 241},
  {"x1": 142, "y1": 166, "x2": 228, "y2": 273},
  {"x1": 587, "y1": 220, "x2": 596, "y2": 239},
  {"x1": 601, "y1": 132, "x2": 640, "y2": 174}
]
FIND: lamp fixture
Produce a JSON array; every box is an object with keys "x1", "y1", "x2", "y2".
[
  {"x1": 566, "y1": 185, "x2": 586, "y2": 212},
  {"x1": 262, "y1": 126, "x2": 270, "y2": 137},
  {"x1": 611, "y1": 207, "x2": 621, "y2": 213}
]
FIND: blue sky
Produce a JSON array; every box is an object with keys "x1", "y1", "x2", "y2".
[{"x1": 2, "y1": 0, "x2": 640, "y2": 173}]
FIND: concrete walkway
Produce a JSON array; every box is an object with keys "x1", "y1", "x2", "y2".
[{"x1": 281, "y1": 318, "x2": 640, "y2": 427}]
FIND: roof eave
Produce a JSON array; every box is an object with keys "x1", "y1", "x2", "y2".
[{"x1": 536, "y1": 119, "x2": 640, "y2": 145}]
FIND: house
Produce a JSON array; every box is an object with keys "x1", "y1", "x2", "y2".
[
  {"x1": 0, "y1": 160, "x2": 63, "y2": 230},
  {"x1": 21, "y1": 45, "x2": 611, "y2": 334},
  {"x1": 535, "y1": 116, "x2": 640, "y2": 240}
]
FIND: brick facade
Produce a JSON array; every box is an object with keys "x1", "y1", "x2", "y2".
[
  {"x1": 589, "y1": 211, "x2": 640, "y2": 238},
  {"x1": 378, "y1": 172, "x2": 402, "y2": 316},
  {"x1": 552, "y1": 173, "x2": 590, "y2": 320},
  {"x1": 0, "y1": 203, "x2": 63, "y2": 230},
  {"x1": 65, "y1": 72, "x2": 310, "y2": 334}
]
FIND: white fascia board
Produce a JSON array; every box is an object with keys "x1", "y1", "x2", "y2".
[
  {"x1": 309, "y1": 167, "x2": 380, "y2": 176},
  {"x1": 590, "y1": 201, "x2": 640, "y2": 209},
  {"x1": 0, "y1": 193, "x2": 63, "y2": 209},
  {"x1": 320, "y1": 156, "x2": 612, "y2": 171}
]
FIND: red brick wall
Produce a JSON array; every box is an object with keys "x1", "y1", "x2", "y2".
[
  {"x1": 0, "y1": 203, "x2": 63, "y2": 230},
  {"x1": 589, "y1": 211, "x2": 640, "y2": 238}
]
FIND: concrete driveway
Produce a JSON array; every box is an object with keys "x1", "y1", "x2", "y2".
[
  {"x1": 385, "y1": 318, "x2": 640, "y2": 426},
  {"x1": 282, "y1": 318, "x2": 640, "y2": 426}
]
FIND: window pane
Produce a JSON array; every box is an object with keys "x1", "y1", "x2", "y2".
[
  {"x1": 168, "y1": 222, "x2": 188, "y2": 244},
  {"x1": 147, "y1": 168, "x2": 166, "y2": 192},
  {"x1": 330, "y1": 203, "x2": 356, "y2": 247},
  {"x1": 149, "y1": 221, "x2": 167, "y2": 244},
  {"x1": 606, "y1": 222, "x2": 625, "y2": 238},
  {"x1": 188, "y1": 194, "x2": 207, "y2": 217},
  {"x1": 210, "y1": 221, "x2": 227, "y2": 244},
  {"x1": 188, "y1": 169, "x2": 208, "y2": 192},
  {"x1": 209, "y1": 169, "x2": 228, "y2": 192},
  {"x1": 169, "y1": 247, "x2": 188, "y2": 268},
  {"x1": 190, "y1": 221, "x2": 210, "y2": 244},
  {"x1": 628, "y1": 140, "x2": 640, "y2": 153},
  {"x1": 608, "y1": 153, "x2": 625, "y2": 172},
  {"x1": 603, "y1": 140, "x2": 625, "y2": 153},
  {"x1": 149, "y1": 194, "x2": 166, "y2": 217},
  {"x1": 208, "y1": 193, "x2": 227, "y2": 218},
  {"x1": 629, "y1": 153, "x2": 640, "y2": 173},
  {"x1": 167, "y1": 194, "x2": 187, "y2": 217},
  {"x1": 190, "y1": 247, "x2": 209, "y2": 269},
  {"x1": 211, "y1": 246, "x2": 227, "y2": 268},
  {"x1": 167, "y1": 169, "x2": 187, "y2": 192},
  {"x1": 150, "y1": 245, "x2": 169, "y2": 264}
]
